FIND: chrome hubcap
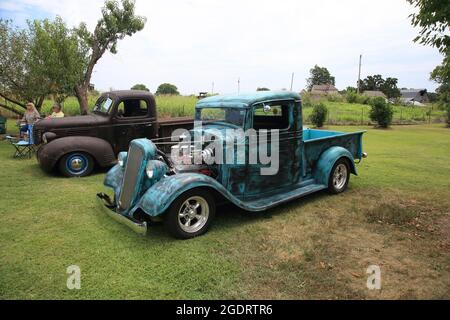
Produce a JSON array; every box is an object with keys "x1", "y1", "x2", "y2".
[
  {"x1": 71, "y1": 158, "x2": 83, "y2": 170},
  {"x1": 333, "y1": 163, "x2": 347, "y2": 190},
  {"x1": 178, "y1": 196, "x2": 209, "y2": 233}
]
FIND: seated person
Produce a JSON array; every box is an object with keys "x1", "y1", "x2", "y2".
[
  {"x1": 48, "y1": 102, "x2": 65, "y2": 118},
  {"x1": 19, "y1": 102, "x2": 41, "y2": 138}
]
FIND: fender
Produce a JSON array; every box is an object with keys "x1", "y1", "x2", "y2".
[
  {"x1": 314, "y1": 146, "x2": 357, "y2": 186},
  {"x1": 37, "y1": 136, "x2": 116, "y2": 171},
  {"x1": 130, "y1": 173, "x2": 248, "y2": 217}
]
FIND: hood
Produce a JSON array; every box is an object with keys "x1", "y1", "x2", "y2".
[{"x1": 34, "y1": 113, "x2": 109, "y2": 131}]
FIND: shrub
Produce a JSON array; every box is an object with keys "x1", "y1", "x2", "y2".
[
  {"x1": 369, "y1": 97, "x2": 393, "y2": 128},
  {"x1": 346, "y1": 91, "x2": 358, "y2": 103},
  {"x1": 309, "y1": 102, "x2": 328, "y2": 127},
  {"x1": 327, "y1": 93, "x2": 344, "y2": 102},
  {"x1": 357, "y1": 94, "x2": 372, "y2": 105}
]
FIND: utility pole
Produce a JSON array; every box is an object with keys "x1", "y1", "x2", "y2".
[
  {"x1": 211, "y1": 82, "x2": 214, "y2": 95},
  {"x1": 237, "y1": 77, "x2": 240, "y2": 94},
  {"x1": 290, "y1": 72, "x2": 295, "y2": 91},
  {"x1": 357, "y1": 54, "x2": 362, "y2": 94}
]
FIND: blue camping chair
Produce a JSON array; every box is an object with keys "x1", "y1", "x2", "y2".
[{"x1": 6, "y1": 124, "x2": 37, "y2": 158}]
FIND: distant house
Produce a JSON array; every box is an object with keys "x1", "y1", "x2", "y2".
[
  {"x1": 363, "y1": 90, "x2": 387, "y2": 99},
  {"x1": 401, "y1": 89, "x2": 429, "y2": 104},
  {"x1": 311, "y1": 84, "x2": 338, "y2": 95}
]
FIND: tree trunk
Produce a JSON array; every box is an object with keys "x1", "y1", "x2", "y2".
[
  {"x1": 34, "y1": 96, "x2": 45, "y2": 112},
  {"x1": 75, "y1": 84, "x2": 89, "y2": 115}
]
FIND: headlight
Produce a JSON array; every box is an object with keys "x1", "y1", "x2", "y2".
[
  {"x1": 42, "y1": 132, "x2": 56, "y2": 144},
  {"x1": 146, "y1": 160, "x2": 168, "y2": 180},
  {"x1": 118, "y1": 152, "x2": 127, "y2": 167}
]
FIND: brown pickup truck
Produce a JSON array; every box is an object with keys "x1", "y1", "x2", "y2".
[{"x1": 34, "y1": 90, "x2": 192, "y2": 177}]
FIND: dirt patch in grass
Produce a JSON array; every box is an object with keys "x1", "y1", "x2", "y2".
[{"x1": 222, "y1": 189, "x2": 450, "y2": 299}]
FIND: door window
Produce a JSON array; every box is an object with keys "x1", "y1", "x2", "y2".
[{"x1": 253, "y1": 103, "x2": 289, "y2": 130}]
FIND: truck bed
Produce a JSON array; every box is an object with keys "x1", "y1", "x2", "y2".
[
  {"x1": 303, "y1": 128, "x2": 365, "y2": 171},
  {"x1": 157, "y1": 117, "x2": 193, "y2": 137}
]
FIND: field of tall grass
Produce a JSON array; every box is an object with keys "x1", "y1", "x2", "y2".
[{"x1": 1, "y1": 92, "x2": 445, "y2": 125}]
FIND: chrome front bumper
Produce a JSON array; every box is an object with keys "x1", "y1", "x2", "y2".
[{"x1": 96, "y1": 193, "x2": 147, "y2": 236}]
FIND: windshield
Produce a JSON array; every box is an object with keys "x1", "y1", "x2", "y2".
[
  {"x1": 93, "y1": 97, "x2": 114, "y2": 114},
  {"x1": 196, "y1": 108, "x2": 246, "y2": 127}
]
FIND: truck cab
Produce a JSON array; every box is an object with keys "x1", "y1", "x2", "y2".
[
  {"x1": 34, "y1": 90, "x2": 192, "y2": 177},
  {"x1": 98, "y1": 91, "x2": 366, "y2": 238}
]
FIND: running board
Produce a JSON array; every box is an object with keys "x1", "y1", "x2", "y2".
[{"x1": 242, "y1": 183, "x2": 327, "y2": 211}]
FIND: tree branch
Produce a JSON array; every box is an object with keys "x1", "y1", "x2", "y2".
[
  {"x1": 0, "y1": 92, "x2": 26, "y2": 108},
  {"x1": 0, "y1": 102, "x2": 24, "y2": 116}
]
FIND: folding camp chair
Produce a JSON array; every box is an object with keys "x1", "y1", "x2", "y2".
[{"x1": 8, "y1": 124, "x2": 37, "y2": 158}]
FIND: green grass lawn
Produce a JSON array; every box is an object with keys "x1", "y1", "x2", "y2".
[{"x1": 0, "y1": 124, "x2": 449, "y2": 299}]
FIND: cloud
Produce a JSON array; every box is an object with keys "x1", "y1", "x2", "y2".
[{"x1": 1, "y1": 0, "x2": 444, "y2": 93}]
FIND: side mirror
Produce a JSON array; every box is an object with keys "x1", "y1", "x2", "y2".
[{"x1": 263, "y1": 104, "x2": 271, "y2": 113}]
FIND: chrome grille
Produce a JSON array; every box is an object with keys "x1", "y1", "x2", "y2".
[{"x1": 118, "y1": 144, "x2": 144, "y2": 212}]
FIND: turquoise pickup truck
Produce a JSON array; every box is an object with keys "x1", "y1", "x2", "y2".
[{"x1": 97, "y1": 91, "x2": 367, "y2": 239}]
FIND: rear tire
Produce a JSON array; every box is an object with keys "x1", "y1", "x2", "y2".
[
  {"x1": 328, "y1": 158, "x2": 350, "y2": 194},
  {"x1": 59, "y1": 152, "x2": 94, "y2": 177},
  {"x1": 164, "y1": 189, "x2": 216, "y2": 239}
]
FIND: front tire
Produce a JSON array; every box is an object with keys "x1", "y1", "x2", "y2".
[
  {"x1": 59, "y1": 152, "x2": 94, "y2": 177},
  {"x1": 165, "y1": 189, "x2": 216, "y2": 239},
  {"x1": 328, "y1": 158, "x2": 350, "y2": 194}
]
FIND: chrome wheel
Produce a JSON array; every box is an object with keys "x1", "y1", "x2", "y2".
[
  {"x1": 332, "y1": 163, "x2": 348, "y2": 190},
  {"x1": 178, "y1": 196, "x2": 209, "y2": 233}
]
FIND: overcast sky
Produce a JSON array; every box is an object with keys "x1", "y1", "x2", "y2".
[{"x1": 0, "y1": 0, "x2": 445, "y2": 94}]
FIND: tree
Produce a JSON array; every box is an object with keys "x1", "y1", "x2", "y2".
[
  {"x1": 408, "y1": 0, "x2": 449, "y2": 56},
  {"x1": 256, "y1": 87, "x2": 270, "y2": 91},
  {"x1": 155, "y1": 83, "x2": 179, "y2": 95},
  {"x1": 306, "y1": 65, "x2": 335, "y2": 91},
  {"x1": 408, "y1": 0, "x2": 449, "y2": 125},
  {"x1": 369, "y1": 97, "x2": 393, "y2": 128},
  {"x1": 359, "y1": 74, "x2": 401, "y2": 99},
  {"x1": 131, "y1": 84, "x2": 149, "y2": 91},
  {"x1": 0, "y1": 18, "x2": 85, "y2": 115},
  {"x1": 74, "y1": 0, "x2": 146, "y2": 114}
]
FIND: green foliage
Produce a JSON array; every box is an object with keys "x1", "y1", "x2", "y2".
[
  {"x1": 306, "y1": 65, "x2": 335, "y2": 91},
  {"x1": 156, "y1": 83, "x2": 180, "y2": 95},
  {"x1": 369, "y1": 97, "x2": 393, "y2": 128},
  {"x1": 346, "y1": 91, "x2": 358, "y2": 103},
  {"x1": 326, "y1": 93, "x2": 344, "y2": 103},
  {"x1": 358, "y1": 74, "x2": 401, "y2": 99},
  {"x1": 408, "y1": 0, "x2": 449, "y2": 55},
  {"x1": 309, "y1": 102, "x2": 328, "y2": 127},
  {"x1": 131, "y1": 84, "x2": 150, "y2": 91},
  {"x1": 0, "y1": 18, "x2": 85, "y2": 114},
  {"x1": 29, "y1": 17, "x2": 87, "y2": 102},
  {"x1": 408, "y1": 0, "x2": 449, "y2": 119}
]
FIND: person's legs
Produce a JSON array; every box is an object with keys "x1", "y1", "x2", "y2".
[{"x1": 19, "y1": 124, "x2": 29, "y2": 139}]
